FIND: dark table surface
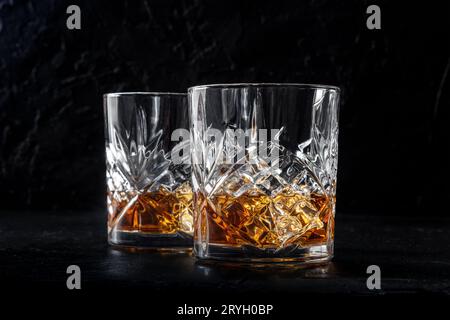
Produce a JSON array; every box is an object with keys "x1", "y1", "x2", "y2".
[{"x1": 1, "y1": 211, "x2": 449, "y2": 297}]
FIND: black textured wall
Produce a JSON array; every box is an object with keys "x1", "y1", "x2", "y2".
[{"x1": 0, "y1": 0, "x2": 449, "y2": 215}]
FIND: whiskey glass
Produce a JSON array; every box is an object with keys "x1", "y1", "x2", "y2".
[
  {"x1": 189, "y1": 84, "x2": 340, "y2": 263},
  {"x1": 104, "y1": 92, "x2": 193, "y2": 248}
]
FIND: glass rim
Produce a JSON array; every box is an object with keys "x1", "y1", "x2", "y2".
[
  {"x1": 188, "y1": 83, "x2": 340, "y2": 92},
  {"x1": 104, "y1": 92, "x2": 187, "y2": 98}
]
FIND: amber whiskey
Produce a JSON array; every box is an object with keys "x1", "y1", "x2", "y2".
[
  {"x1": 108, "y1": 183, "x2": 193, "y2": 235},
  {"x1": 195, "y1": 187, "x2": 334, "y2": 249}
]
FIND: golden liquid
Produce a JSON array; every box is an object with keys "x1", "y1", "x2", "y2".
[
  {"x1": 195, "y1": 187, "x2": 334, "y2": 248},
  {"x1": 108, "y1": 183, "x2": 193, "y2": 234}
]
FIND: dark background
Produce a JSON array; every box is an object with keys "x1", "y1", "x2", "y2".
[{"x1": 0, "y1": 0, "x2": 449, "y2": 216}]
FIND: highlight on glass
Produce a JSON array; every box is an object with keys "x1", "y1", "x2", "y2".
[
  {"x1": 189, "y1": 83, "x2": 340, "y2": 262},
  {"x1": 104, "y1": 92, "x2": 193, "y2": 249}
]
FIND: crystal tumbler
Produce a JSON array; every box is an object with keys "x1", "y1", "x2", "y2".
[
  {"x1": 189, "y1": 84, "x2": 340, "y2": 262},
  {"x1": 104, "y1": 92, "x2": 193, "y2": 248}
]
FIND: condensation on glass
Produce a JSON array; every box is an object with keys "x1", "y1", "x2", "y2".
[
  {"x1": 104, "y1": 92, "x2": 193, "y2": 249},
  {"x1": 189, "y1": 84, "x2": 340, "y2": 262}
]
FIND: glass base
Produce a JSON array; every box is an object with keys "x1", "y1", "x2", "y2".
[
  {"x1": 109, "y1": 230, "x2": 193, "y2": 250},
  {"x1": 194, "y1": 242, "x2": 333, "y2": 264}
]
